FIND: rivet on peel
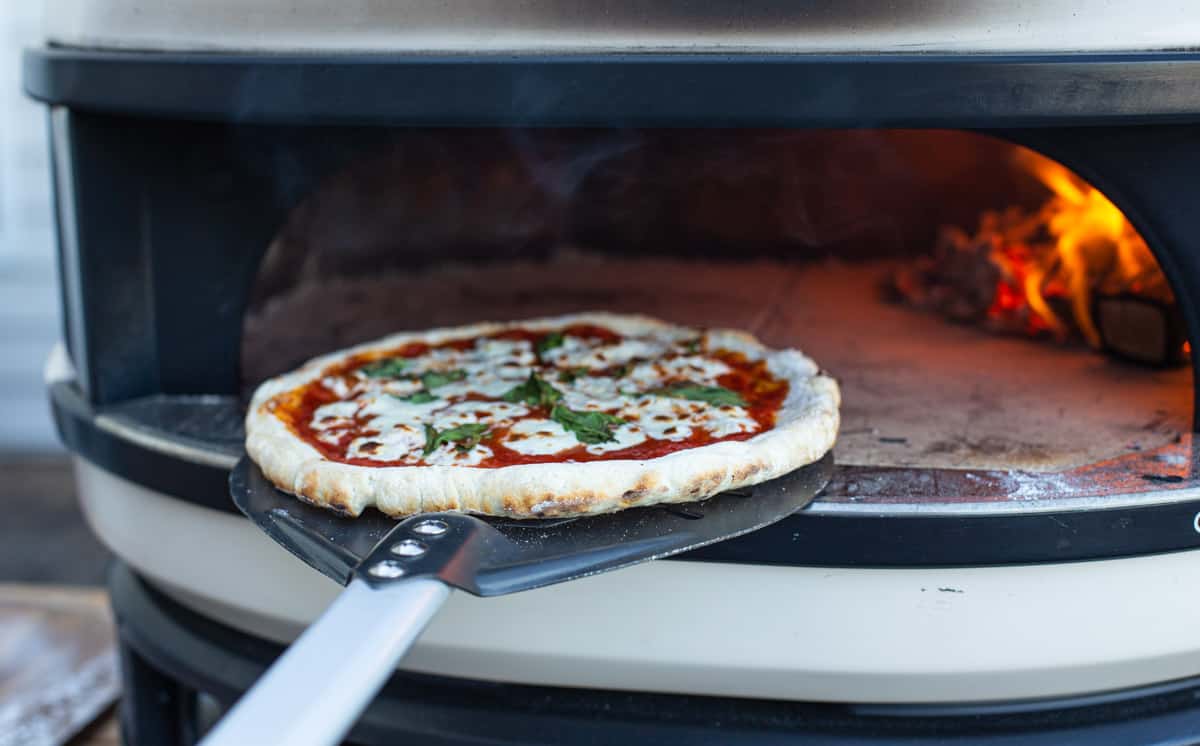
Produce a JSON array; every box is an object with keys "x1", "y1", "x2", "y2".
[
  {"x1": 391, "y1": 539, "x2": 427, "y2": 557},
  {"x1": 368, "y1": 560, "x2": 406, "y2": 579},
  {"x1": 412, "y1": 519, "x2": 449, "y2": 536}
]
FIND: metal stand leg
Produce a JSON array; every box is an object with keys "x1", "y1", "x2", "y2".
[{"x1": 117, "y1": 636, "x2": 196, "y2": 746}]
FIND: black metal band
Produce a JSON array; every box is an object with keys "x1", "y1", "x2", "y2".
[
  {"x1": 50, "y1": 382, "x2": 237, "y2": 514},
  {"x1": 686, "y1": 503, "x2": 1200, "y2": 568},
  {"x1": 23, "y1": 48, "x2": 1200, "y2": 127},
  {"x1": 53, "y1": 381, "x2": 1200, "y2": 567}
]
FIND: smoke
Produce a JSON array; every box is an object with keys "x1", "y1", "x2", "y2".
[{"x1": 507, "y1": 128, "x2": 644, "y2": 204}]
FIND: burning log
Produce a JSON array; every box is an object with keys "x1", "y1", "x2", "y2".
[
  {"x1": 1094, "y1": 294, "x2": 1189, "y2": 367},
  {"x1": 891, "y1": 148, "x2": 1187, "y2": 367}
]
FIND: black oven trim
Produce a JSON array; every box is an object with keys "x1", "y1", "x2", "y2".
[
  {"x1": 54, "y1": 382, "x2": 1200, "y2": 568},
  {"x1": 23, "y1": 48, "x2": 1200, "y2": 127}
]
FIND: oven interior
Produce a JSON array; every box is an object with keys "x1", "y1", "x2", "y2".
[{"x1": 244, "y1": 127, "x2": 1191, "y2": 476}]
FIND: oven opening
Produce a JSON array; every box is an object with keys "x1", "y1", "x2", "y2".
[{"x1": 241, "y1": 129, "x2": 1194, "y2": 504}]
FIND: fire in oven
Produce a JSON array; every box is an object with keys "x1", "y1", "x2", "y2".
[{"x1": 23, "y1": 6, "x2": 1200, "y2": 744}]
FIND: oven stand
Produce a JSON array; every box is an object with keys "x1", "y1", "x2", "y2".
[{"x1": 108, "y1": 561, "x2": 1200, "y2": 745}]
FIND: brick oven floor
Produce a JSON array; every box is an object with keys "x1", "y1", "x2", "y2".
[{"x1": 0, "y1": 453, "x2": 111, "y2": 585}]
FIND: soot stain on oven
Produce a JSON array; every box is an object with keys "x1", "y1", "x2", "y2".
[{"x1": 241, "y1": 129, "x2": 1192, "y2": 478}]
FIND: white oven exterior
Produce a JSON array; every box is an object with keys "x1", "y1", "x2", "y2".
[
  {"x1": 32, "y1": 1, "x2": 1200, "y2": 721},
  {"x1": 44, "y1": 1, "x2": 1200, "y2": 55},
  {"x1": 72, "y1": 454, "x2": 1200, "y2": 705}
]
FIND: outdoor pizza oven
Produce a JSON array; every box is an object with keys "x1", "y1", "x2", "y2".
[{"x1": 24, "y1": 2, "x2": 1200, "y2": 743}]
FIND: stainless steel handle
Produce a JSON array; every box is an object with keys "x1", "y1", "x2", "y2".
[{"x1": 200, "y1": 576, "x2": 451, "y2": 746}]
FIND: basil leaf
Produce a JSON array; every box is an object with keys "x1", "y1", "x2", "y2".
[
  {"x1": 682, "y1": 338, "x2": 702, "y2": 354},
  {"x1": 551, "y1": 405, "x2": 625, "y2": 445},
  {"x1": 535, "y1": 331, "x2": 565, "y2": 358},
  {"x1": 421, "y1": 369, "x2": 467, "y2": 390},
  {"x1": 422, "y1": 424, "x2": 438, "y2": 456},
  {"x1": 359, "y1": 357, "x2": 409, "y2": 378},
  {"x1": 557, "y1": 367, "x2": 589, "y2": 383},
  {"x1": 651, "y1": 384, "x2": 746, "y2": 407},
  {"x1": 610, "y1": 363, "x2": 631, "y2": 379},
  {"x1": 503, "y1": 373, "x2": 563, "y2": 407},
  {"x1": 394, "y1": 390, "x2": 438, "y2": 404},
  {"x1": 423, "y1": 422, "x2": 491, "y2": 456}
]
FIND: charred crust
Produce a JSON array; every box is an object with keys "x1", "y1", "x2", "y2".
[
  {"x1": 295, "y1": 490, "x2": 356, "y2": 517},
  {"x1": 420, "y1": 495, "x2": 454, "y2": 513},
  {"x1": 731, "y1": 462, "x2": 765, "y2": 483},
  {"x1": 301, "y1": 471, "x2": 320, "y2": 495},
  {"x1": 620, "y1": 489, "x2": 648, "y2": 504},
  {"x1": 621, "y1": 474, "x2": 662, "y2": 504},
  {"x1": 531, "y1": 491, "x2": 598, "y2": 517},
  {"x1": 325, "y1": 486, "x2": 354, "y2": 513},
  {"x1": 686, "y1": 469, "x2": 726, "y2": 497}
]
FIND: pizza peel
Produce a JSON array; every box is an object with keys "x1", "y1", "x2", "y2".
[{"x1": 202, "y1": 453, "x2": 832, "y2": 746}]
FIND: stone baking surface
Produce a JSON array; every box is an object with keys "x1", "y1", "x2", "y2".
[{"x1": 243, "y1": 255, "x2": 1191, "y2": 472}]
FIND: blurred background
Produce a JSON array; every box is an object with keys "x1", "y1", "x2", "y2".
[{"x1": 0, "y1": 4, "x2": 111, "y2": 585}]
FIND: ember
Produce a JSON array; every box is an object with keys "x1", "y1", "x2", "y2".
[{"x1": 893, "y1": 146, "x2": 1186, "y2": 365}]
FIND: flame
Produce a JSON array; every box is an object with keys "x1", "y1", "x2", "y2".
[
  {"x1": 895, "y1": 144, "x2": 1184, "y2": 363},
  {"x1": 981, "y1": 148, "x2": 1167, "y2": 347}
]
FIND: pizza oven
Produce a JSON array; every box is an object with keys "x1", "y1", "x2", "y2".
[{"x1": 24, "y1": 2, "x2": 1200, "y2": 743}]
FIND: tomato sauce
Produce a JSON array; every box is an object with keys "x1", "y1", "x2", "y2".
[{"x1": 267, "y1": 326, "x2": 788, "y2": 468}]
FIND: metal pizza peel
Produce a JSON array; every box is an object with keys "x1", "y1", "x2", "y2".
[{"x1": 202, "y1": 454, "x2": 833, "y2": 746}]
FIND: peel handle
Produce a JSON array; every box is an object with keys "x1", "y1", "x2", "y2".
[{"x1": 200, "y1": 576, "x2": 450, "y2": 746}]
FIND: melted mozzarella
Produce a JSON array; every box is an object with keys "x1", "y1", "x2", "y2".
[
  {"x1": 429, "y1": 401, "x2": 530, "y2": 429},
  {"x1": 377, "y1": 379, "x2": 424, "y2": 397},
  {"x1": 435, "y1": 369, "x2": 527, "y2": 400},
  {"x1": 360, "y1": 393, "x2": 447, "y2": 423},
  {"x1": 622, "y1": 394, "x2": 757, "y2": 440},
  {"x1": 539, "y1": 335, "x2": 593, "y2": 367},
  {"x1": 583, "y1": 423, "x2": 648, "y2": 455},
  {"x1": 413, "y1": 339, "x2": 534, "y2": 400},
  {"x1": 346, "y1": 424, "x2": 424, "y2": 462},
  {"x1": 322, "y1": 376, "x2": 359, "y2": 398},
  {"x1": 313, "y1": 328, "x2": 764, "y2": 463},
  {"x1": 704, "y1": 406, "x2": 759, "y2": 438},
  {"x1": 627, "y1": 355, "x2": 730, "y2": 387},
  {"x1": 561, "y1": 375, "x2": 625, "y2": 411},
  {"x1": 313, "y1": 400, "x2": 360, "y2": 422},
  {"x1": 551, "y1": 338, "x2": 670, "y2": 369},
  {"x1": 424, "y1": 443, "x2": 493, "y2": 466},
  {"x1": 503, "y1": 418, "x2": 579, "y2": 455},
  {"x1": 311, "y1": 401, "x2": 360, "y2": 446},
  {"x1": 624, "y1": 395, "x2": 696, "y2": 441}
]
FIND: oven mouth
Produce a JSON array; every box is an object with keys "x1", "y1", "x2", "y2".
[{"x1": 237, "y1": 128, "x2": 1195, "y2": 515}]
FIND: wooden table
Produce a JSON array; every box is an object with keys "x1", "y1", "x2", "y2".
[{"x1": 0, "y1": 585, "x2": 120, "y2": 746}]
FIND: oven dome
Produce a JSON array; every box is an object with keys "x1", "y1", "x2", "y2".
[{"x1": 44, "y1": 0, "x2": 1200, "y2": 55}]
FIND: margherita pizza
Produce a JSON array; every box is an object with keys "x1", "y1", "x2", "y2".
[{"x1": 245, "y1": 313, "x2": 839, "y2": 518}]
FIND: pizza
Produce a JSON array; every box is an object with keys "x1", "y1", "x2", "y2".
[{"x1": 245, "y1": 312, "x2": 839, "y2": 518}]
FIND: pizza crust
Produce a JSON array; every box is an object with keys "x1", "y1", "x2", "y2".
[{"x1": 245, "y1": 312, "x2": 840, "y2": 518}]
